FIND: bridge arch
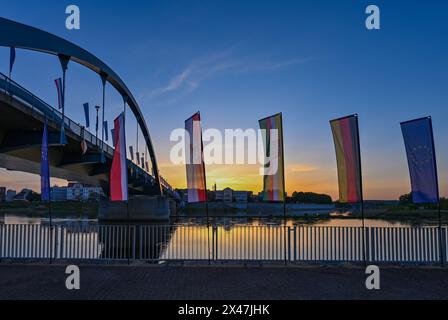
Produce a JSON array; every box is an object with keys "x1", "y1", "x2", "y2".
[{"x1": 0, "y1": 17, "x2": 162, "y2": 194}]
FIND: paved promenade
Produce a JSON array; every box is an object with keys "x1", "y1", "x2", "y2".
[{"x1": 0, "y1": 263, "x2": 447, "y2": 300}]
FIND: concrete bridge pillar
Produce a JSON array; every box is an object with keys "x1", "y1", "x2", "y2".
[{"x1": 99, "y1": 195, "x2": 173, "y2": 222}]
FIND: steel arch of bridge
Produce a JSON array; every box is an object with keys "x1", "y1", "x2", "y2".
[{"x1": 0, "y1": 17, "x2": 162, "y2": 195}]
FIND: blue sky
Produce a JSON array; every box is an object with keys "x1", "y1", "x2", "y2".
[{"x1": 0, "y1": 0, "x2": 447, "y2": 199}]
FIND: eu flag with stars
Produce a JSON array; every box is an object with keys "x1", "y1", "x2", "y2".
[{"x1": 400, "y1": 117, "x2": 439, "y2": 204}]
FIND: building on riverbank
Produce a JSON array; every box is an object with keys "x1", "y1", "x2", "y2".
[
  {"x1": 215, "y1": 188, "x2": 252, "y2": 203},
  {"x1": 50, "y1": 183, "x2": 104, "y2": 202}
]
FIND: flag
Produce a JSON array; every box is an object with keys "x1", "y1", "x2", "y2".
[
  {"x1": 9, "y1": 47, "x2": 15, "y2": 75},
  {"x1": 401, "y1": 117, "x2": 439, "y2": 203},
  {"x1": 41, "y1": 121, "x2": 50, "y2": 202},
  {"x1": 54, "y1": 78, "x2": 63, "y2": 109},
  {"x1": 81, "y1": 139, "x2": 88, "y2": 155},
  {"x1": 185, "y1": 112, "x2": 207, "y2": 203},
  {"x1": 330, "y1": 114, "x2": 362, "y2": 203},
  {"x1": 129, "y1": 146, "x2": 134, "y2": 161},
  {"x1": 95, "y1": 109, "x2": 99, "y2": 133},
  {"x1": 111, "y1": 128, "x2": 116, "y2": 146},
  {"x1": 259, "y1": 113, "x2": 285, "y2": 201},
  {"x1": 104, "y1": 121, "x2": 108, "y2": 141},
  {"x1": 141, "y1": 157, "x2": 145, "y2": 168},
  {"x1": 110, "y1": 113, "x2": 128, "y2": 201},
  {"x1": 83, "y1": 103, "x2": 90, "y2": 128},
  {"x1": 136, "y1": 152, "x2": 140, "y2": 165}
]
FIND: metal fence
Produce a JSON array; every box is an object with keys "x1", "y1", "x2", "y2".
[{"x1": 0, "y1": 224, "x2": 447, "y2": 265}]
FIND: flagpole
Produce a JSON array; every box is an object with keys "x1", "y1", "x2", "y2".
[
  {"x1": 354, "y1": 114, "x2": 367, "y2": 267},
  {"x1": 8, "y1": 47, "x2": 14, "y2": 96},
  {"x1": 49, "y1": 196, "x2": 53, "y2": 264},
  {"x1": 123, "y1": 97, "x2": 131, "y2": 265},
  {"x1": 428, "y1": 117, "x2": 444, "y2": 267},
  {"x1": 279, "y1": 113, "x2": 288, "y2": 266},
  {"x1": 196, "y1": 111, "x2": 211, "y2": 265}
]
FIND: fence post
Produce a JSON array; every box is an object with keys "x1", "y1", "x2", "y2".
[
  {"x1": 287, "y1": 227, "x2": 291, "y2": 263},
  {"x1": 293, "y1": 226, "x2": 297, "y2": 262},
  {"x1": 132, "y1": 226, "x2": 136, "y2": 261},
  {"x1": 442, "y1": 227, "x2": 447, "y2": 267},
  {"x1": 59, "y1": 225, "x2": 64, "y2": 259},
  {"x1": 365, "y1": 227, "x2": 370, "y2": 263}
]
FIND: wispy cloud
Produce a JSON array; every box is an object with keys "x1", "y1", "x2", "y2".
[
  {"x1": 141, "y1": 49, "x2": 310, "y2": 102},
  {"x1": 288, "y1": 163, "x2": 318, "y2": 173}
]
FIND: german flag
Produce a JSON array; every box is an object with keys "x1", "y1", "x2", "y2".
[
  {"x1": 259, "y1": 113, "x2": 285, "y2": 202},
  {"x1": 329, "y1": 114, "x2": 362, "y2": 203}
]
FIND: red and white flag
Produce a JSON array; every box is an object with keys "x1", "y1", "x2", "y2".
[
  {"x1": 185, "y1": 112, "x2": 207, "y2": 203},
  {"x1": 110, "y1": 113, "x2": 128, "y2": 201}
]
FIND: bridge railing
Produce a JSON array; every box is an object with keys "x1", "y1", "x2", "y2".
[
  {"x1": 0, "y1": 72, "x2": 177, "y2": 193},
  {"x1": 1, "y1": 224, "x2": 446, "y2": 265},
  {"x1": 0, "y1": 72, "x2": 115, "y2": 156}
]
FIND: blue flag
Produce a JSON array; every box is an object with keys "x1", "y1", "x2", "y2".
[
  {"x1": 111, "y1": 128, "x2": 116, "y2": 146},
  {"x1": 104, "y1": 121, "x2": 108, "y2": 141},
  {"x1": 401, "y1": 117, "x2": 439, "y2": 204},
  {"x1": 60, "y1": 123, "x2": 67, "y2": 145},
  {"x1": 41, "y1": 121, "x2": 50, "y2": 202},
  {"x1": 9, "y1": 47, "x2": 15, "y2": 75},
  {"x1": 95, "y1": 111, "x2": 99, "y2": 133},
  {"x1": 83, "y1": 103, "x2": 90, "y2": 128},
  {"x1": 129, "y1": 146, "x2": 134, "y2": 161}
]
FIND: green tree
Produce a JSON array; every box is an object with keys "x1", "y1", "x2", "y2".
[
  {"x1": 399, "y1": 193, "x2": 412, "y2": 205},
  {"x1": 291, "y1": 191, "x2": 332, "y2": 204}
]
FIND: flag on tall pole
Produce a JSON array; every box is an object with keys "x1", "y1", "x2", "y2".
[
  {"x1": 185, "y1": 112, "x2": 207, "y2": 203},
  {"x1": 330, "y1": 114, "x2": 366, "y2": 265},
  {"x1": 401, "y1": 117, "x2": 439, "y2": 204},
  {"x1": 258, "y1": 113, "x2": 285, "y2": 202},
  {"x1": 104, "y1": 121, "x2": 109, "y2": 141},
  {"x1": 95, "y1": 106, "x2": 99, "y2": 134},
  {"x1": 111, "y1": 128, "x2": 116, "y2": 146},
  {"x1": 83, "y1": 103, "x2": 90, "y2": 128},
  {"x1": 329, "y1": 114, "x2": 363, "y2": 203},
  {"x1": 401, "y1": 117, "x2": 443, "y2": 266},
  {"x1": 9, "y1": 47, "x2": 15, "y2": 77},
  {"x1": 110, "y1": 113, "x2": 128, "y2": 201},
  {"x1": 54, "y1": 78, "x2": 63, "y2": 110},
  {"x1": 41, "y1": 121, "x2": 50, "y2": 202},
  {"x1": 129, "y1": 146, "x2": 134, "y2": 161}
]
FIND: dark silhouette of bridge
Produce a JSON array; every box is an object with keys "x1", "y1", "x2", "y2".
[{"x1": 0, "y1": 17, "x2": 178, "y2": 202}]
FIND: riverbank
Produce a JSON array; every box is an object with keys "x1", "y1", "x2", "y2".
[
  {"x1": 1, "y1": 264, "x2": 447, "y2": 300},
  {"x1": 1, "y1": 201, "x2": 447, "y2": 226}
]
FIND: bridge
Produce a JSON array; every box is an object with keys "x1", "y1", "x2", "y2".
[{"x1": 0, "y1": 17, "x2": 179, "y2": 218}]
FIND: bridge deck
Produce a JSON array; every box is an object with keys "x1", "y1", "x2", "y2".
[{"x1": 0, "y1": 72, "x2": 177, "y2": 197}]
